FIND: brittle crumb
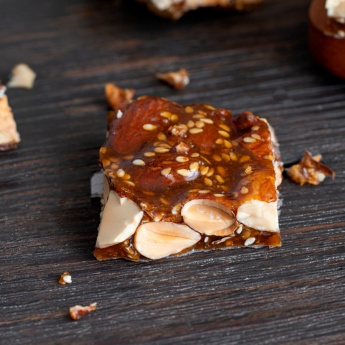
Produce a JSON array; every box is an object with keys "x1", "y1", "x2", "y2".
[
  {"x1": 58, "y1": 272, "x2": 72, "y2": 285},
  {"x1": 156, "y1": 69, "x2": 189, "y2": 90},
  {"x1": 69, "y1": 303, "x2": 97, "y2": 321}
]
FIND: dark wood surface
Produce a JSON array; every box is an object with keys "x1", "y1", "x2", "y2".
[{"x1": 0, "y1": 0, "x2": 344, "y2": 344}]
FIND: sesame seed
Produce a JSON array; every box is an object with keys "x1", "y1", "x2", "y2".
[
  {"x1": 189, "y1": 162, "x2": 199, "y2": 172},
  {"x1": 244, "y1": 237, "x2": 256, "y2": 246},
  {"x1": 236, "y1": 225, "x2": 243, "y2": 234},
  {"x1": 100, "y1": 147, "x2": 107, "y2": 154},
  {"x1": 125, "y1": 181, "x2": 135, "y2": 187},
  {"x1": 216, "y1": 138, "x2": 223, "y2": 145},
  {"x1": 200, "y1": 155, "x2": 211, "y2": 164},
  {"x1": 171, "y1": 114, "x2": 179, "y2": 122},
  {"x1": 132, "y1": 159, "x2": 145, "y2": 166},
  {"x1": 185, "y1": 106, "x2": 194, "y2": 113},
  {"x1": 198, "y1": 190, "x2": 210, "y2": 194},
  {"x1": 172, "y1": 203, "x2": 182, "y2": 214},
  {"x1": 188, "y1": 189, "x2": 199, "y2": 193},
  {"x1": 124, "y1": 154, "x2": 134, "y2": 160},
  {"x1": 154, "y1": 147, "x2": 170, "y2": 153},
  {"x1": 266, "y1": 154, "x2": 274, "y2": 161},
  {"x1": 177, "y1": 169, "x2": 191, "y2": 177},
  {"x1": 144, "y1": 152, "x2": 155, "y2": 157},
  {"x1": 223, "y1": 139, "x2": 232, "y2": 148},
  {"x1": 245, "y1": 166, "x2": 252, "y2": 174},
  {"x1": 189, "y1": 128, "x2": 203, "y2": 134},
  {"x1": 160, "y1": 111, "x2": 172, "y2": 119},
  {"x1": 206, "y1": 168, "x2": 214, "y2": 177},
  {"x1": 200, "y1": 118, "x2": 214, "y2": 124},
  {"x1": 116, "y1": 110, "x2": 123, "y2": 119},
  {"x1": 221, "y1": 153, "x2": 230, "y2": 162},
  {"x1": 252, "y1": 126, "x2": 259, "y2": 131},
  {"x1": 219, "y1": 124, "x2": 230, "y2": 132},
  {"x1": 110, "y1": 163, "x2": 118, "y2": 170},
  {"x1": 243, "y1": 137, "x2": 256, "y2": 143},
  {"x1": 191, "y1": 153, "x2": 200, "y2": 157},
  {"x1": 218, "y1": 130, "x2": 230, "y2": 138},
  {"x1": 123, "y1": 173, "x2": 131, "y2": 180},
  {"x1": 241, "y1": 187, "x2": 249, "y2": 194},
  {"x1": 195, "y1": 121, "x2": 205, "y2": 128},
  {"x1": 200, "y1": 166, "x2": 209, "y2": 175},
  {"x1": 240, "y1": 155, "x2": 250, "y2": 163},
  {"x1": 143, "y1": 124, "x2": 157, "y2": 131},
  {"x1": 161, "y1": 168, "x2": 171, "y2": 176},
  {"x1": 213, "y1": 193, "x2": 225, "y2": 197},
  {"x1": 251, "y1": 134, "x2": 261, "y2": 140},
  {"x1": 204, "y1": 177, "x2": 213, "y2": 186},
  {"x1": 117, "y1": 169, "x2": 125, "y2": 178},
  {"x1": 205, "y1": 105, "x2": 216, "y2": 110},
  {"x1": 193, "y1": 114, "x2": 205, "y2": 119},
  {"x1": 215, "y1": 175, "x2": 225, "y2": 183},
  {"x1": 176, "y1": 156, "x2": 189, "y2": 163},
  {"x1": 160, "y1": 197, "x2": 170, "y2": 205},
  {"x1": 230, "y1": 152, "x2": 238, "y2": 161},
  {"x1": 103, "y1": 159, "x2": 111, "y2": 167},
  {"x1": 212, "y1": 154, "x2": 222, "y2": 162},
  {"x1": 157, "y1": 132, "x2": 167, "y2": 141},
  {"x1": 187, "y1": 120, "x2": 195, "y2": 128},
  {"x1": 158, "y1": 143, "x2": 172, "y2": 149},
  {"x1": 204, "y1": 236, "x2": 209, "y2": 243},
  {"x1": 217, "y1": 166, "x2": 226, "y2": 176}
]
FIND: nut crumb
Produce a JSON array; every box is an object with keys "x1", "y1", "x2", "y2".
[
  {"x1": 156, "y1": 69, "x2": 189, "y2": 90},
  {"x1": 7, "y1": 64, "x2": 36, "y2": 89},
  {"x1": 286, "y1": 151, "x2": 335, "y2": 186},
  {"x1": 58, "y1": 272, "x2": 72, "y2": 285},
  {"x1": 69, "y1": 303, "x2": 97, "y2": 321}
]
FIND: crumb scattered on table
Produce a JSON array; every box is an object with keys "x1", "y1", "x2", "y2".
[
  {"x1": 58, "y1": 272, "x2": 72, "y2": 285},
  {"x1": 156, "y1": 69, "x2": 189, "y2": 89},
  {"x1": 286, "y1": 150, "x2": 335, "y2": 185},
  {"x1": 69, "y1": 303, "x2": 97, "y2": 321},
  {"x1": 7, "y1": 63, "x2": 37, "y2": 89}
]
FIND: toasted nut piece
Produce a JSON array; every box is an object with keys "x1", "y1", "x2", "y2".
[
  {"x1": 134, "y1": 222, "x2": 200, "y2": 260},
  {"x1": 69, "y1": 303, "x2": 97, "y2": 321},
  {"x1": 58, "y1": 272, "x2": 72, "y2": 285},
  {"x1": 156, "y1": 69, "x2": 190, "y2": 90},
  {"x1": 7, "y1": 64, "x2": 36, "y2": 89},
  {"x1": 237, "y1": 200, "x2": 279, "y2": 232},
  {"x1": 96, "y1": 191, "x2": 144, "y2": 248},
  {"x1": 182, "y1": 199, "x2": 237, "y2": 236}
]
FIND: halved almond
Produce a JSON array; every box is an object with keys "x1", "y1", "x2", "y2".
[
  {"x1": 181, "y1": 199, "x2": 236, "y2": 236},
  {"x1": 96, "y1": 191, "x2": 143, "y2": 248},
  {"x1": 134, "y1": 222, "x2": 200, "y2": 260}
]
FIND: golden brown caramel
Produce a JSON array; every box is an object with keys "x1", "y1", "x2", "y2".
[{"x1": 94, "y1": 85, "x2": 281, "y2": 261}]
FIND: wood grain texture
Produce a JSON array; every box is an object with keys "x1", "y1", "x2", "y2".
[{"x1": 0, "y1": 0, "x2": 344, "y2": 344}]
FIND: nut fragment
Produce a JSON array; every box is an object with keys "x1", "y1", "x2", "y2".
[
  {"x1": 175, "y1": 141, "x2": 190, "y2": 153},
  {"x1": 69, "y1": 303, "x2": 97, "y2": 321},
  {"x1": 0, "y1": 92, "x2": 21, "y2": 151},
  {"x1": 182, "y1": 200, "x2": 237, "y2": 236},
  {"x1": 286, "y1": 151, "x2": 335, "y2": 185},
  {"x1": 237, "y1": 200, "x2": 279, "y2": 232},
  {"x1": 134, "y1": 222, "x2": 200, "y2": 260},
  {"x1": 7, "y1": 64, "x2": 36, "y2": 89},
  {"x1": 58, "y1": 272, "x2": 72, "y2": 285},
  {"x1": 96, "y1": 191, "x2": 144, "y2": 248},
  {"x1": 156, "y1": 69, "x2": 190, "y2": 90}
]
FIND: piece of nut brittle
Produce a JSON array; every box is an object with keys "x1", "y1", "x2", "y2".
[{"x1": 286, "y1": 151, "x2": 335, "y2": 185}]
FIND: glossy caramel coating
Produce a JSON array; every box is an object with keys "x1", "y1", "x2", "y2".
[{"x1": 95, "y1": 87, "x2": 281, "y2": 261}]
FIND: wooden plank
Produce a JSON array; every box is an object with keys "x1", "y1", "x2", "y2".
[{"x1": 0, "y1": 0, "x2": 344, "y2": 344}]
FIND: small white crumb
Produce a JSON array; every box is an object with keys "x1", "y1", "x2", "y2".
[
  {"x1": 63, "y1": 275, "x2": 72, "y2": 284},
  {"x1": 7, "y1": 64, "x2": 37, "y2": 89},
  {"x1": 116, "y1": 110, "x2": 123, "y2": 119}
]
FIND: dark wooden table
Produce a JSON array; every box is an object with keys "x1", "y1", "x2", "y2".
[{"x1": 0, "y1": 0, "x2": 344, "y2": 344}]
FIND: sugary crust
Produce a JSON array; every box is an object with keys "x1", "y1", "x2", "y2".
[{"x1": 94, "y1": 85, "x2": 281, "y2": 261}]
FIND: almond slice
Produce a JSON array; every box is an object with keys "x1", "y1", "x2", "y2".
[
  {"x1": 181, "y1": 199, "x2": 236, "y2": 236},
  {"x1": 96, "y1": 190, "x2": 143, "y2": 248},
  {"x1": 134, "y1": 222, "x2": 200, "y2": 260},
  {"x1": 236, "y1": 200, "x2": 279, "y2": 232}
]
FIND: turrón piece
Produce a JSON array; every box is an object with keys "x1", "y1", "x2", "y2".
[{"x1": 94, "y1": 84, "x2": 282, "y2": 261}]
